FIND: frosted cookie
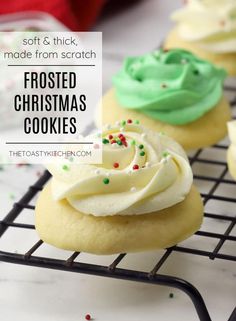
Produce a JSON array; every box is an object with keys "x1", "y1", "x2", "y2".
[
  {"x1": 165, "y1": 0, "x2": 236, "y2": 76},
  {"x1": 227, "y1": 121, "x2": 236, "y2": 180},
  {"x1": 99, "y1": 49, "x2": 231, "y2": 150},
  {"x1": 36, "y1": 123, "x2": 203, "y2": 254}
]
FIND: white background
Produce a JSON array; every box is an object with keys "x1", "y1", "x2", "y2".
[{"x1": 0, "y1": 1, "x2": 235, "y2": 321}]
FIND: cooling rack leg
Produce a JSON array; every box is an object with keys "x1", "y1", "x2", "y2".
[
  {"x1": 150, "y1": 276, "x2": 212, "y2": 321},
  {"x1": 228, "y1": 307, "x2": 236, "y2": 321}
]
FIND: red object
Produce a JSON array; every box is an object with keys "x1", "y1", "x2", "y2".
[
  {"x1": 85, "y1": 314, "x2": 91, "y2": 321},
  {"x1": 111, "y1": 139, "x2": 117, "y2": 144},
  {"x1": 133, "y1": 164, "x2": 139, "y2": 170},
  {"x1": 127, "y1": 119, "x2": 132, "y2": 124},
  {"x1": 108, "y1": 134, "x2": 113, "y2": 140},
  {"x1": 0, "y1": 0, "x2": 106, "y2": 31},
  {"x1": 113, "y1": 162, "x2": 119, "y2": 168}
]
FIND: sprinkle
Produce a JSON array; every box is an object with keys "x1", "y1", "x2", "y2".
[
  {"x1": 9, "y1": 193, "x2": 15, "y2": 200},
  {"x1": 169, "y1": 293, "x2": 174, "y2": 299},
  {"x1": 111, "y1": 139, "x2": 117, "y2": 144},
  {"x1": 140, "y1": 151, "x2": 145, "y2": 156},
  {"x1": 95, "y1": 169, "x2": 100, "y2": 175},
  {"x1": 161, "y1": 83, "x2": 167, "y2": 88},
  {"x1": 120, "y1": 136, "x2": 126, "y2": 142},
  {"x1": 131, "y1": 140, "x2": 136, "y2": 146},
  {"x1": 139, "y1": 144, "x2": 144, "y2": 149},
  {"x1": 141, "y1": 133, "x2": 147, "y2": 139},
  {"x1": 134, "y1": 120, "x2": 140, "y2": 124},
  {"x1": 120, "y1": 127, "x2": 124, "y2": 132},
  {"x1": 130, "y1": 187, "x2": 136, "y2": 192},
  {"x1": 133, "y1": 164, "x2": 139, "y2": 170},
  {"x1": 36, "y1": 171, "x2": 42, "y2": 177},
  {"x1": 62, "y1": 164, "x2": 70, "y2": 171},
  {"x1": 93, "y1": 144, "x2": 100, "y2": 150},
  {"x1": 117, "y1": 140, "x2": 123, "y2": 146},
  {"x1": 162, "y1": 151, "x2": 169, "y2": 158},
  {"x1": 127, "y1": 119, "x2": 132, "y2": 124},
  {"x1": 102, "y1": 138, "x2": 109, "y2": 144},
  {"x1": 108, "y1": 134, "x2": 113, "y2": 140},
  {"x1": 16, "y1": 163, "x2": 24, "y2": 167},
  {"x1": 121, "y1": 120, "x2": 126, "y2": 126},
  {"x1": 193, "y1": 70, "x2": 199, "y2": 75},
  {"x1": 145, "y1": 162, "x2": 151, "y2": 167},
  {"x1": 103, "y1": 178, "x2": 110, "y2": 185},
  {"x1": 113, "y1": 162, "x2": 119, "y2": 168},
  {"x1": 85, "y1": 314, "x2": 91, "y2": 320}
]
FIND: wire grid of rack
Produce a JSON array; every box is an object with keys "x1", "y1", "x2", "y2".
[{"x1": 0, "y1": 87, "x2": 236, "y2": 321}]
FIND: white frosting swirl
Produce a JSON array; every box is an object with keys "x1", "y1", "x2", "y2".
[
  {"x1": 172, "y1": 0, "x2": 236, "y2": 53},
  {"x1": 48, "y1": 123, "x2": 193, "y2": 216},
  {"x1": 228, "y1": 120, "x2": 236, "y2": 160}
]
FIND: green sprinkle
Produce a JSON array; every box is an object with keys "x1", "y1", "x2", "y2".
[
  {"x1": 121, "y1": 120, "x2": 126, "y2": 126},
  {"x1": 102, "y1": 138, "x2": 109, "y2": 144},
  {"x1": 9, "y1": 193, "x2": 15, "y2": 200},
  {"x1": 140, "y1": 151, "x2": 145, "y2": 156},
  {"x1": 62, "y1": 164, "x2": 70, "y2": 171},
  {"x1": 193, "y1": 70, "x2": 199, "y2": 75},
  {"x1": 162, "y1": 151, "x2": 169, "y2": 158},
  {"x1": 103, "y1": 178, "x2": 110, "y2": 185},
  {"x1": 139, "y1": 144, "x2": 144, "y2": 149},
  {"x1": 169, "y1": 293, "x2": 174, "y2": 299},
  {"x1": 131, "y1": 140, "x2": 136, "y2": 146},
  {"x1": 134, "y1": 120, "x2": 140, "y2": 124},
  {"x1": 117, "y1": 140, "x2": 122, "y2": 146}
]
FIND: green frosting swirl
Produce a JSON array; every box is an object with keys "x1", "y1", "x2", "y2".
[{"x1": 113, "y1": 49, "x2": 227, "y2": 125}]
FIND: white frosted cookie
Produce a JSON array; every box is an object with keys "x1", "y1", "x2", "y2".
[
  {"x1": 165, "y1": 1, "x2": 236, "y2": 76},
  {"x1": 36, "y1": 123, "x2": 203, "y2": 254},
  {"x1": 227, "y1": 121, "x2": 236, "y2": 180}
]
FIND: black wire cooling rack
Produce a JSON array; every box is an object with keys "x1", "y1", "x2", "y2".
[{"x1": 0, "y1": 87, "x2": 236, "y2": 321}]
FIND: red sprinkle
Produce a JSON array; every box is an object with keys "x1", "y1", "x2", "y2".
[
  {"x1": 108, "y1": 134, "x2": 113, "y2": 140},
  {"x1": 85, "y1": 314, "x2": 91, "y2": 320},
  {"x1": 120, "y1": 136, "x2": 126, "y2": 142},
  {"x1": 113, "y1": 162, "x2": 119, "y2": 168},
  {"x1": 133, "y1": 164, "x2": 139, "y2": 170},
  {"x1": 123, "y1": 141, "x2": 128, "y2": 147},
  {"x1": 118, "y1": 133, "x2": 124, "y2": 138},
  {"x1": 127, "y1": 119, "x2": 132, "y2": 124},
  {"x1": 111, "y1": 139, "x2": 117, "y2": 144}
]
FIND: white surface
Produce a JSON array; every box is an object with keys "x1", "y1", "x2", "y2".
[{"x1": 0, "y1": 1, "x2": 236, "y2": 321}]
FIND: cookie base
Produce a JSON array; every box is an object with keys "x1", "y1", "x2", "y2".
[
  {"x1": 35, "y1": 183, "x2": 203, "y2": 255},
  {"x1": 227, "y1": 147, "x2": 236, "y2": 180},
  {"x1": 165, "y1": 28, "x2": 236, "y2": 76},
  {"x1": 100, "y1": 89, "x2": 231, "y2": 151}
]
